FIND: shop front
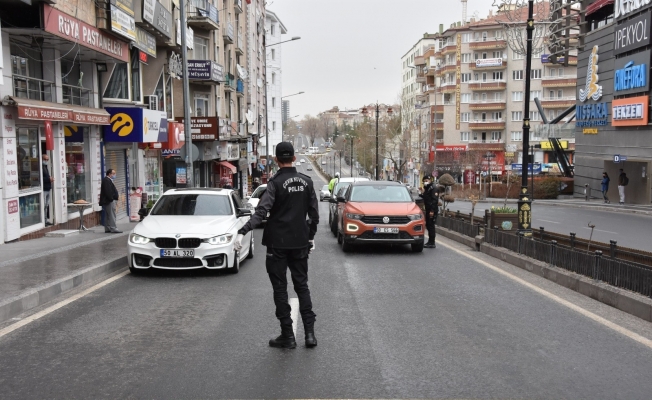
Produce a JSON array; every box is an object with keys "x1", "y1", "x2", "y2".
[{"x1": 179, "y1": 116, "x2": 219, "y2": 187}]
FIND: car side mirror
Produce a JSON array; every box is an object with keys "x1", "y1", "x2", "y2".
[
  {"x1": 237, "y1": 208, "x2": 252, "y2": 217},
  {"x1": 329, "y1": 196, "x2": 337, "y2": 203},
  {"x1": 138, "y1": 208, "x2": 149, "y2": 217},
  {"x1": 337, "y1": 196, "x2": 346, "y2": 203}
]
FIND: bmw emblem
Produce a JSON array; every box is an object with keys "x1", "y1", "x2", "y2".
[
  {"x1": 382, "y1": 216, "x2": 390, "y2": 224},
  {"x1": 175, "y1": 234, "x2": 181, "y2": 238}
]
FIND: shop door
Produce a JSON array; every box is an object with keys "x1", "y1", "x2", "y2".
[{"x1": 104, "y1": 149, "x2": 128, "y2": 219}]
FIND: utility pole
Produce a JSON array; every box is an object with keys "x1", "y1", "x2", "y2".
[{"x1": 180, "y1": 0, "x2": 193, "y2": 187}]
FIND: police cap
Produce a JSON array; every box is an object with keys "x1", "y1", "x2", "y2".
[{"x1": 276, "y1": 142, "x2": 294, "y2": 157}]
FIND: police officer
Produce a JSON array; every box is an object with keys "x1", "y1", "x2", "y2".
[
  {"x1": 418, "y1": 175, "x2": 439, "y2": 248},
  {"x1": 235, "y1": 142, "x2": 320, "y2": 349},
  {"x1": 328, "y1": 172, "x2": 340, "y2": 193}
]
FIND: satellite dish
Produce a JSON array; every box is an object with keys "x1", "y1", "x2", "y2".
[{"x1": 236, "y1": 64, "x2": 248, "y2": 80}]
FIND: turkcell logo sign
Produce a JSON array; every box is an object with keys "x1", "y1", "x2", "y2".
[
  {"x1": 575, "y1": 102, "x2": 609, "y2": 127},
  {"x1": 613, "y1": 50, "x2": 651, "y2": 95}
]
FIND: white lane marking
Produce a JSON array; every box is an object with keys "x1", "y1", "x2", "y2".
[
  {"x1": 289, "y1": 297, "x2": 299, "y2": 336},
  {"x1": 537, "y1": 219, "x2": 561, "y2": 224},
  {"x1": 437, "y1": 240, "x2": 652, "y2": 351},
  {"x1": 583, "y1": 226, "x2": 619, "y2": 235},
  {"x1": 0, "y1": 270, "x2": 130, "y2": 339}
]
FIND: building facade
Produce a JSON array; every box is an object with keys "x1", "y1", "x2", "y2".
[{"x1": 263, "y1": 10, "x2": 286, "y2": 160}]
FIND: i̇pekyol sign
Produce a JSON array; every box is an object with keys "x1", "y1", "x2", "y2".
[
  {"x1": 615, "y1": 9, "x2": 651, "y2": 55},
  {"x1": 615, "y1": 0, "x2": 652, "y2": 20},
  {"x1": 612, "y1": 95, "x2": 649, "y2": 126},
  {"x1": 614, "y1": 50, "x2": 650, "y2": 95}
]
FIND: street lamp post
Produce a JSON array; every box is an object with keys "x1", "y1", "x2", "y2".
[
  {"x1": 179, "y1": 0, "x2": 193, "y2": 187},
  {"x1": 362, "y1": 104, "x2": 393, "y2": 181}
]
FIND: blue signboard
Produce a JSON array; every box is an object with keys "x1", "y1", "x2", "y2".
[
  {"x1": 511, "y1": 163, "x2": 542, "y2": 175},
  {"x1": 575, "y1": 102, "x2": 609, "y2": 127},
  {"x1": 104, "y1": 107, "x2": 168, "y2": 143},
  {"x1": 64, "y1": 125, "x2": 86, "y2": 142}
]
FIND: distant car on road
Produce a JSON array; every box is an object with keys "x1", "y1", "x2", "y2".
[
  {"x1": 321, "y1": 161, "x2": 326, "y2": 165},
  {"x1": 128, "y1": 188, "x2": 254, "y2": 274},
  {"x1": 295, "y1": 162, "x2": 301, "y2": 166},
  {"x1": 334, "y1": 181, "x2": 425, "y2": 253},
  {"x1": 319, "y1": 185, "x2": 330, "y2": 201},
  {"x1": 307, "y1": 166, "x2": 313, "y2": 171},
  {"x1": 328, "y1": 177, "x2": 370, "y2": 235},
  {"x1": 300, "y1": 159, "x2": 306, "y2": 163}
]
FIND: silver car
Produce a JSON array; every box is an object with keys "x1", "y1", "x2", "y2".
[{"x1": 319, "y1": 185, "x2": 330, "y2": 201}]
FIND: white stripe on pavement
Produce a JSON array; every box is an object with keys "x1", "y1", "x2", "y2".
[
  {"x1": 0, "y1": 270, "x2": 130, "y2": 339},
  {"x1": 289, "y1": 297, "x2": 299, "y2": 336},
  {"x1": 438, "y1": 240, "x2": 652, "y2": 351},
  {"x1": 537, "y1": 219, "x2": 561, "y2": 224}
]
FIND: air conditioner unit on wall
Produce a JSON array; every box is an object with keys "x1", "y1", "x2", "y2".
[{"x1": 144, "y1": 95, "x2": 158, "y2": 111}]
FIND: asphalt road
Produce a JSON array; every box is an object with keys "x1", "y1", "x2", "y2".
[
  {"x1": 446, "y1": 200, "x2": 652, "y2": 250},
  {"x1": 1, "y1": 162, "x2": 652, "y2": 399}
]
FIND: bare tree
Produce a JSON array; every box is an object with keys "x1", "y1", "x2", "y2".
[{"x1": 302, "y1": 115, "x2": 320, "y2": 147}]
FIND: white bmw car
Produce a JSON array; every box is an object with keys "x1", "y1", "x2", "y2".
[{"x1": 128, "y1": 188, "x2": 254, "y2": 273}]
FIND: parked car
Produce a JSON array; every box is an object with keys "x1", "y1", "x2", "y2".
[
  {"x1": 328, "y1": 177, "x2": 370, "y2": 235},
  {"x1": 319, "y1": 185, "x2": 330, "y2": 201},
  {"x1": 245, "y1": 184, "x2": 269, "y2": 222},
  {"x1": 128, "y1": 188, "x2": 254, "y2": 274},
  {"x1": 334, "y1": 181, "x2": 425, "y2": 253}
]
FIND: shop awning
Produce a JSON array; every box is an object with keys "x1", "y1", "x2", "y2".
[
  {"x1": 219, "y1": 161, "x2": 237, "y2": 174},
  {"x1": 586, "y1": 0, "x2": 614, "y2": 16},
  {"x1": 4, "y1": 97, "x2": 111, "y2": 125}
]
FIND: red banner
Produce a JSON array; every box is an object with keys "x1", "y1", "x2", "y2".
[{"x1": 44, "y1": 120, "x2": 54, "y2": 150}]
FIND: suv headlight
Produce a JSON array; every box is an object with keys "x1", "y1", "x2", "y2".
[
  {"x1": 130, "y1": 233, "x2": 151, "y2": 244},
  {"x1": 407, "y1": 213, "x2": 423, "y2": 221},
  {"x1": 203, "y1": 234, "x2": 234, "y2": 245},
  {"x1": 346, "y1": 213, "x2": 363, "y2": 220}
]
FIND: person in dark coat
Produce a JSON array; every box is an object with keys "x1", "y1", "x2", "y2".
[
  {"x1": 99, "y1": 169, "x2": 121, "y2": 233},
  {"x1": 42, "y1": 154, "x2": 54, "y2": 225},
  {"x1": 418, "y1": 175, "x2": 440, "y2": 248},
  {"x1": 601, "y1": 172, "x2": 610, "y2": 204}
]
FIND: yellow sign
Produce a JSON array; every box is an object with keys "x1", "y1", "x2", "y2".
[
  {"x1": 505, "y1": 152, "x2": 515, "y2": 157},
  {"x1": 539, "y1": 140, "x2": 568, "y2": 150},
  {"x1": 583, "y1": 128, "x2": 598, "y2": 134},
  {"x1": 110, "y1": 113, "x2": 134, "y2": 137}
]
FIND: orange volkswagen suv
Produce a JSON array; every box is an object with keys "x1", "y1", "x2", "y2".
[{"x1": 334, "y1": 181, "x2": 425, "y2": 252}]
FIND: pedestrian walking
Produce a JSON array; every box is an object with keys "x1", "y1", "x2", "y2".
[
  {"x1": 618, "y1": 168, "x2": 628, "y2": 204},
  {"x1": 601, "y1": 172, "x2": 610, "y2": 204},
  {"x1": 100, "y1": 169, "x2": 122, "y2": 233},
  {"x1": 235, "y1": 142, "x2": 319, "y2": 349},
  {"x1": 42, "y1": 154, "x2": 54, "y2": 225},
  {"x1": 418, "y1": 175, "x2": 439, "y2": 248}
]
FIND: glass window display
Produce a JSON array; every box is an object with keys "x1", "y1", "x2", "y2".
[
  {"x1": 19, "y1": 193, "x2": 42, "y2": 228},
  {"x1": 16, "y1": 128, "x2": 41, "y2": 190},
  {"x1": 65, "y1": 134, "x2": 91, "y2": 205}
]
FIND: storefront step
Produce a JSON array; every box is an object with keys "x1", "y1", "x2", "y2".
[{"x1": 45, "y1": 230, "x2": 80, "y2": 238}]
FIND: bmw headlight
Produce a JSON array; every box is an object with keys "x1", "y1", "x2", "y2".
[
  {"x1": 346, "y1": 213, "x2": 363, "y2": 220},
  {"x1": 129, "y1": 233, "x2": 151, "y2": 244},
  {"x1": 407, "y1": 213, "x2": 423, "y2": 221},
  {"x1": 203, "y1": 234, "x2": 234, "y2": 245}
]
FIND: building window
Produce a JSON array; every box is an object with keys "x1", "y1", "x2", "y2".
[
  {"x1": 272, "y1": 97, "x2": 276, "y2": 108},
  {"x1": 513, "y1": 50, "x2": 524, "y2": 60},
  {"x1": 270, "y1": 24, "x2": 275, "y2": 36},
  {"x1": 492, "y1": 51, "x2": 504, "y2": 59},
  {"x1": 512, "y1": 91, "x2": 523, "y2": 101},
  {"x1": 461, "y1": 132, "x2": 470, "y2": 141},
  {"x1": 154, "y1": 72, "x2": 165, "y2": 112},
  {"x1": 493, "y1": 92, "x2": 503, "y2": 100},
  {"x1": 194, "y1": 93, "x2": 209, "y2": 117},
  {"x1": 462, "y1": 33, "x2": 472, "y2": 43},
  {"x1": 492, "y1": 111, "x2": 502, "y2": 120},
  {"x1": 530, "y1": 111, "x2": 540, "y2": 121},
  {"x1": 511, "y1": 131, "x2": 522, "y2": 141},
  {"x1": 166, "y1": 75, "x2": 173, "y2": 120},
  {"x1": 495, "y1": 30, "x2": 503, "y2": 39},
  {"x1": 461, "y1": 73, "x2": 471, "y2": 82},
  {"x1": 271, "y1": 49, "x2": 276, "y2": 60},
  {"x1": 461, "y1": 112, "x2": 470, "y2": 122},
  {"x1": 65, "y1": 129, "x2": 91, "y2": 205},
  {"x1": 131, "y1": 50, "x2": 141, "y2": 102},
  {"x1": 491, "y1": 131, "x2": 502, "y2": 141},
  {"x1": 512, "y1": 111, "x2": 522, "y2": 121},
  {"x1": 531, "y1": 69, "x2": 542, "y2": 79},
  {"x1": 462, "y1": 53, "x2": 471, "y2": 63},
  {"x1": 461, "y1": 93, "x2": 471, "y2": 103},
  {"x1": 104, "y1": 63, "x2": 129, "y2": 99},
  {"x1": 492, "y1": 71, "x2": 503, "y2": 80},
  {"x1": 273, "y1": 121, "x2": 276, "y2": 131},
  {"x1": 530, "y1": 90, "x2": 542, "y2": 100},
  {"x1": 272, "y1": 72, "x2": 276, "y2": 84},
  {"x1": 16, "y1": 128, "x2": 42, "y2": 228},
  {"x1": 513, "y1": 70, "x2": 524, "y2": 80},
  {"x1": 193, "y1": 36, "x2": 209, "y2": 59}
]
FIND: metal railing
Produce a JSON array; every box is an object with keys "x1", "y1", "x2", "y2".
[
  {"x1": 469, "y1": 99, "x2": 507, "y2": 104},
  {"x1": 541, "y1": 96, "x2": 577, "y2": 101},
  {"x1": 542, "y1": 74, "x2": 577, "y2": 80},
  {"x1": 13, "y1": 75, "x2": 55, "y2": 102},
  {"x1": 62, "y1": 84, "x2": 92, "y2": 107},
  {"x1": 187, "y1": 0, "x2": 219, "y2": 23},
  {"x1": 468, "y1": 79, "x2": 506, "y2": 84},
  {"x1": 470, "y1": 118, "x2": 504, "y2": 123}
]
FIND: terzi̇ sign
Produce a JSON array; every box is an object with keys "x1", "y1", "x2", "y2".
[{"x1": 575, "y1": 102, "x2": 609, "y2": 127}]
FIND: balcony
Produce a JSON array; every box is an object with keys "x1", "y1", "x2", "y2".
[
  {"x1": 236, "y1": 79, "x2": 245, "y2": 97},
  {"x1": 62, "y1": 84, "x2": 92, "y2": 107},
  {"x1": 469, "y1": 38, "x2": 507, "y2": 50},
  {"x1": 187, "y1": 0, "x2": 219, "y2": 30},
  {"x1": 468, "y1": 119, "x2": 506, "y2": 130},
  {"x1": 468, "y1": 60, "x2": 507, "y2": 70},
  {"x1": 224, "y1": 73, "x2": 236, "y2": 91},
  {"x1": 468, "y1": 99, "x2": 507, "y2": 111},
  {"x1": 235, "y1": 33, "x2": 244, "y2": 55},
  {"x1": 468, "y1": 79, "x2": 506, "y2": 91},
  {"x1": 414, "y1": 55, "x2": 426, "y2": 66},
  {"x1": 13, "y1": 75, "x2": 55, "y2": 103},
  {"x1": 441, "y1": 42, "x2": 457, "y2": 54},
  {"x1": 416, "y1": 70, "x2": 427, "y2": 83},
  {"x1": 540, "y1": 96, "x2": 577, "y2": 108},
  {"x1": 440, "y1": 82, "x2": 456, "y2": 94},
  {"x1": 433, "y1": 119, "x2": 444, "y2": 130},
  {"x1": 541, "y1": 75, "x2": 577, "y2": 88},
  {"x1": 415, "y1": 91, "x2": 429, "y2": 102},
  {"x1": 439, "y1": 63, "x2": 456, "y2": 74},
  {"x1": 468, "y1": 139, "x2": 505, "y2": 151},
  {"x1": 223, "y1": 22, "x2": 234, "y2": 44},
  {"x1": 234, "y1": 0, "x2": 243, "y2": 14},
  {"x1": 443, "y1": 100, "x2": 455, "y2": 106},
  {"x1": 434, "y1": 104, "x2": 444, "y2": 113}
]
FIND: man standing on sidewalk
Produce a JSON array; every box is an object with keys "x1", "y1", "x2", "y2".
[
  {"x1": 618, "y1": 169, "x2": 628, "y2": 205},
  {"x1": 419, "y1": 175, "x2": 440, "y2": 248},
  {"x1": 100, "y1": 169, "x2": 122, "y2": 233},
  {"x1": 234, "y1": 142, "x2": 319, "y2": 349},
  {"x1": 42, "y1": 154, "x2": 54, "y2": 225}
]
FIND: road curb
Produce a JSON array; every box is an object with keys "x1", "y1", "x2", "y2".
[
  {"x1": 0, "y1": 256, "x2": 128, "y2": 325},
  {"x1": 436, "y1": 226, "x2": 652, "y2": 322}
]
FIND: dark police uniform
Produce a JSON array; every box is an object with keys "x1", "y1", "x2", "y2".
[
  {"x1": 419, "y1": 178, "x2": 439, "y2": 247},
  {"x1": 238, "y1": 142, "x2": 319, "y2": 347}
]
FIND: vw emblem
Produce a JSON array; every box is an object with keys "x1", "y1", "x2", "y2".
[
  {"x1": 382, "y1": 216, "x2": 390, "y2": 224},
  {"x1": 175, "y1": 234, "x2": 181, "y2": 238}
]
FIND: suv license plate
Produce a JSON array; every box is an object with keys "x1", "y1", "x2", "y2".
[
  {"x1": 160, "y1": 249, "x2": 195, "y2": 258},
  {"x1": 374, "y1": 227, "x2": 399, "y2": 234}
]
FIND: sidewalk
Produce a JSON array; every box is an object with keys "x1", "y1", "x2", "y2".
[
  {"x1": 0, "y1": 217, "x2": 135, "y2": 324},
  {"x1": 455, "y1": 197, "x2": 652, "y2": 215}
]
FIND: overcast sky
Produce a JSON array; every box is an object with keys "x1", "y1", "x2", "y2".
[{"x1": 268, "y1": 0, "x2": 500, "y2": 118}]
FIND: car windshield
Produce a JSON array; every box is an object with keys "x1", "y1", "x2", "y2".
[
  {"x1": 321, "y1": 185, "x2": 329, "y2": 191},
  {"x1": 251, "y1": 187, "x2": 266, "y2": 199},
  {"x1": 350, "y1": 185, "x2": 412, "y2": 203},
  {"x1": 150, "y1": 194, "x2": 233, "y2": 216}
]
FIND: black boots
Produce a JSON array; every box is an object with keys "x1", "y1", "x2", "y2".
[
  {"x1": 269, "y1": 325, "x2": 297, "y2": 349},
  {"x1": 304, "y1": 322, "x2": 317, "y2": 348},
  {"x1": 424, "y1": 240, "x2": 436, "y2": 248}
]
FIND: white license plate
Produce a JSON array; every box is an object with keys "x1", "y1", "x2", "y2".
[
  {"x1": 160, "y1": 249, "x2": 195, "y2": 258},
  {"x1": 373, "y1": 227, "x2": 399, "y2": 234}
]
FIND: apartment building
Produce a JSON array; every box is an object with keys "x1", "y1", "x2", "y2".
[
  {"x1": 412, "y1": 10, "x2": 577, "y2": 182},
  {"x1": 245, "y1": 0, "x2": 266, "y2": 182},
  {"x1": 264, "y1": 10, "x2": 286, "y2": 160}
]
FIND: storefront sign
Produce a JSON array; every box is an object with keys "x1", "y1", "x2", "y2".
[
  {"x1": 612, "y1": 95, "x2": 649, "y2": 126},
  {"x1": 111, "y1": 0, "x2": 134, "y2": 16},
  {"x1": 110, "y1": 4, "x2": 136, "y2": 41},
  {"x1": 187, "y1": 60, "x2": 223, "y2": 81},
  {"x1": 180, "y1": 117, "x2": 218, "y2": 141},
  {"x1": 583, "y1": 128, "x2": 599, "y2": 134},
  {"x1": 135, "y1": 27, "x2": 157, "y2": 58},
  {"x1": 161, "y1": 121, "x2": 185, "y2": 150},
  {"x1": 436, "y1": 145, "x2": 468, "y2": 152},
  {"x1": 475, "y1": 58, "x2": 502, "y2": 68},
  {"x1": 72, "y1": 111, "x2": 111, "y2": 125},
  {"x1": 576, "y1": 102, "x2": 609, "y2": 127},
  {"x1": 615, "y1": 0, "x2": 652, "y2": 20},
  {"x1": 615, "y1": 10, "x2": 651, "y2": 55},
  {"x1": 540, "y1": 140, "x2": 568, "y2": 150},
  {"x1": 579, "y1": 45, "x2": 603, "y2": 102},
  {"x1": 456, "y1": 34, "x2": 462, "y2": 130},
  {"x1": 219, "y1": 119, "x2": 232, "y2": 139},
  {"x1": 2, "y1": 137, "x2": 19, "y2": 198},
  {"x1": 511, "y1": 163, "x2": 542, "y2": 175},
  {"x1": 18, "y1": 106, "x2": 71, "y2": 121},
  {"x1": 227, "y1": 143, "x2": 239, "y2": 160},
  {"x1": 176, "y1": 19, "x2": 194, "y2": 49},
  {"x1": 43, "y1": 4, "x2": 129, "y2": 62},
  {"x1": 614, "y1": 51, "x2": 650, "y2": 95},
  {"x1": 64, "y1": 125, "x2": 85, "y2": 142},
  {"x1": 168, "y1": 52, "x2": 183, "y2": 78},
  {"x1": 5, "y1": 199, "x2": 20, "y2": 241},
  {"x1": 142, "y1": 0, "x2": 173, "y2": 39},
  {"x1": 104, "y1": 107, "x2": 168, "y2": 142}
]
